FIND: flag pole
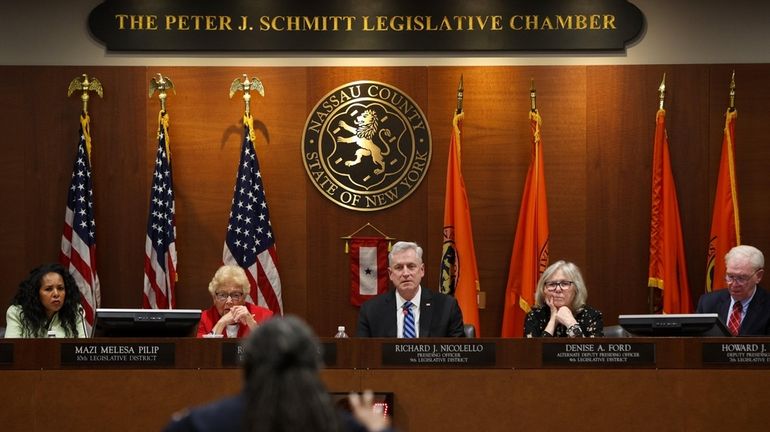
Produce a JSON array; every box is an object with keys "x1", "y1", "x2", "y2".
[
  {"x1": 224, "y1": 73, "x2": 283, "y2": 315},
  {"x1": 67, "y1": 74, "x2": 103, "y2": 114},
  {"x1": 530, "y1": 78, "x2": 537, "y2": 112},
  {"x1": 658, "y1": 73, "x2": 666, "y2": 110},
  {"x1": 149, "y1": 73, "x2": 175, "y2": 309},
  {"x1": 728, "y1": 70, "x2": 736, "y2": 112},
  {"x1": 456, "y1": 75, "x2": 464, "y2": 115},
  {"x1": 650, "y1": 72, "x2": 667, "y2": 313},
  {"x1": 62, "y1": 74, "x2": 103, "y2": 334}
]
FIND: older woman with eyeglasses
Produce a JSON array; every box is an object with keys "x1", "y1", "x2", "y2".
[
  {"x1": 196, "y1": 265, "x2": 273, "y2": 338},
  {"x1": 524, "y1": 260, "x2": 603, "y2": 337}
]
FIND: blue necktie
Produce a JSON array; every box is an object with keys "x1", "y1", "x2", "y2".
[{"x1": 403, "y1": 301, "x2": 416, "y2": 338}]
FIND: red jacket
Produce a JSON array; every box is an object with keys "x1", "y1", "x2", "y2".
[{"x1": 196, "y1": 303, "x2": 273, "y2": 338}]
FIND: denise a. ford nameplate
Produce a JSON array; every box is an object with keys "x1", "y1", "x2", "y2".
[
  {"x1": 542, "y1": 342, "x2": 655, "y2": 367},
  {"x1": 302, "y1": 81, "x2": 431, "y2": 211}
]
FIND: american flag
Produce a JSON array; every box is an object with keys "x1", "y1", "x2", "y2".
[
  {"x1": 59, "y1": 113, "x2": 100, "y2": 334},
  {"x1": 143, "y1": 111, "x2": 178, "y2": 309},
  {"x1": 223, "y1": 115, "x2": 283, "y2": 315}
]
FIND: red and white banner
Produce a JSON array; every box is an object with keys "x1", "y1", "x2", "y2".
[{"x1": 350, "y1": 237, "x2": 388, "y2": 306}]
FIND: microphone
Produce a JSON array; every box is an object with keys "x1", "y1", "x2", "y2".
[
  {"x1": 45, "y1": 314, "x2": 56, "y2": 338},
  {"x1": 78, "y1": 305, "x2": 90, "y2": 338}
]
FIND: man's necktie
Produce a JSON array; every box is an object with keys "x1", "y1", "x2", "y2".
[
  {"x1": 728, "y1": 301, "x2": 743, "y2": 336},
  {"x1": 403, "y1": 301, "x2": 416, "y2": 338}
]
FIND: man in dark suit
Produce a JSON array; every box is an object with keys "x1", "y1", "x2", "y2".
[
  {"x1": 696, "y1": 245, "x2": 770, "y2": 336},
  {"x1": 357, "y1": 241, "x2": 465, "y2": 338}
]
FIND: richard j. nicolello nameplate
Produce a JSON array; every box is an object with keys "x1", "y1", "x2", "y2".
[
  {"x1": 703, "y1": 343, "x2": 770, "y2": 366},
  {"x1": 382, "y1": 342, "x2": 495, "y2": 366},
  {"x1": 543, "y1": 343, "x2": 655, "y2": 366},
  {"x1": 61, "y1": 343, "x2": 174, "y2": 367}
]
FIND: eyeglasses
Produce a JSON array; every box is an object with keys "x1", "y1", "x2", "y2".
[
  {"x1": 215, "y1": 292, "x2": 244, "y2": 301},
  {"x1": 544, "y1": 281, "x2": 574, "y2": 291},
  {"x1": 725, "y1": 269, "x2": 762, "y2": 285}
]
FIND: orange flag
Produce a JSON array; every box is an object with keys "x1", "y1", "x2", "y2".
[
  {"x1": 501, "y1": 110, "x2": 550, "y2": 337},
  {"x1": 705, "y1": 109, "x2": 740, "y2": 293},
  {"x1": 440, "y1": 111, "x2": 482, "y2": 336},
  {"x1": 648, "y1": 109, "x2": 693, "y2": 313}
]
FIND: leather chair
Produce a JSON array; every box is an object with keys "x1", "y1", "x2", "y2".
[
  {"x1": 602, "y1": 325, "x2": 629, "y2": 338},
  {"x1": 463, "y1": 323, "x2": 476, "y2": 338}
]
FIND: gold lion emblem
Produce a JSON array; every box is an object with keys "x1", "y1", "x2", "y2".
[{"x1": 336, "y1": 109, "x2": 392, "y2": 175}]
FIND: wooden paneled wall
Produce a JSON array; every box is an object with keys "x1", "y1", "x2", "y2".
[{"x1": 2, "y1": 65, "x2": 770, "y2": 337}]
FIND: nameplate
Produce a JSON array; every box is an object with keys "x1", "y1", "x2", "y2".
[
  {"x1": 61, "y1": 343, "x2": 175, "y2": 367},
  {"x1": 542, "y1": 343, "x2": 655, "y2": 366},
  {"x1": 222, "y1": 342, "x2": 338, "y2": 367},
  {"x1": 222, "y1": 342, "x2": 244, "y2": 367},
  {"x1": 321, "y1": 342, "x2": 337, "y2": 367},
  {"x1": 702, "y1": 343, "x2": 770, "y2": 366},
  {"x1": 0, "y1": 343, "x2": 13, "y2": 365},
  {"x1": 382, "y1": 342, "x2": 495, "y2": 367}
]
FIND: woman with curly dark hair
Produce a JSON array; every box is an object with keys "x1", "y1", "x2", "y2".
[{"x1": 5, "y1": 263, "x2": 87, "y2": 338}]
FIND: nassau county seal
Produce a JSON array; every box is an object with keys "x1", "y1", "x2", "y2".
[{"x1": 302, "y1": 80, "x2": 431, "y2": 211}]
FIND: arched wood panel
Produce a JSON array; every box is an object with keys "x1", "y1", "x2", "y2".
[{"x1": 2, "y1": 65, "x2": 770, "y2": 336}]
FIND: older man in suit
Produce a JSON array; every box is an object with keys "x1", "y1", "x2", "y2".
[
  {"x1": 357, "y1": 241, "x2": 465, "y2": 338},
  {"x1": 696, "y1": 245, "x2": 770, "y2": 336}
]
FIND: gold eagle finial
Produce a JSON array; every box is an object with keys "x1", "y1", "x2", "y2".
[
  {"x1": 149, "y1": 73, "x2": 176, "y2": 112},
  {"x1": 229, "y1": 74, "x2": 265, "y2": 116},
  {"x1": 67, "y1": 74, "x2": 103, "y2": 114}
]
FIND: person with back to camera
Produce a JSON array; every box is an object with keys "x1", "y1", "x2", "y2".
[
  {"x1": 163, "y1": 315, "x2": 393, "y2": 432},
  {"x1": 524, "y1": 260, "x2": 604, "y2": 337},
  {"x1": 696, "y1": 245, "x2": 770, "y2": 336},
  {"x1": 197, "y1": 265, "x2": 273, "y2": 338},
  {"x1": 357, "y1": 241, "x2": 465, "y2": 338},
  {"x1": 5, "y1": 263, "x2": 87, "y2": 338}
]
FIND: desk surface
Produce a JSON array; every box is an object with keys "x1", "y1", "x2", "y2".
[
  {"x1": 2, "y1": 336, "x2": 769, "y2": 369},
  {"x1": 2, "y1": 338, "x2": 770, "y2": 432}
]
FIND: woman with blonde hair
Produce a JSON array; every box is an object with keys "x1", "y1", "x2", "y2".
[
  {"x1": 196, "y1": 265, "x2": 273, "y2": 338},
  {"x1": 524, "y1": 260, "x2": 603, "y2": 337}
]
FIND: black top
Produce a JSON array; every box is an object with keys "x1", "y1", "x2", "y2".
[
  {"x1": 163, "y1": 392, "x2": 394, "y2": 432},
  {"x1": 524, "y1": 305, "x2": 604, "y2": 337}
]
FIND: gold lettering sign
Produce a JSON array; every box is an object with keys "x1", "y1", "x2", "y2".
[
  {"x1": 302, "y1": 81, "x2": 431, "y2": 211},
  {"x1": 90, "y1": 1, "x2": 644, "y2": 51}
]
